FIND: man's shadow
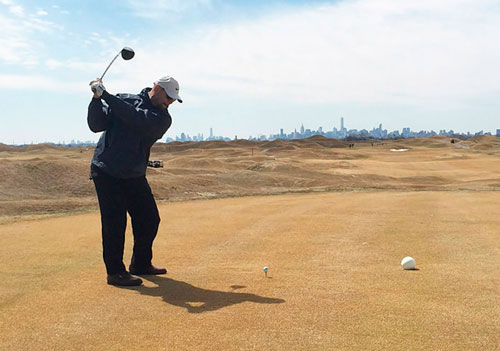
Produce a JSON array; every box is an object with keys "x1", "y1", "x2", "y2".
[{"x1": 128, "y1": 276, "x2": 285, "y2": 313}]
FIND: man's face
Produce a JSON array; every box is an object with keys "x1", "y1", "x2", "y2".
[{"x1": 150, "y1": 85, "x2": 175, "y2": 110}]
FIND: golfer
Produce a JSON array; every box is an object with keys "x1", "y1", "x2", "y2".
[{"x1": 88, "y1": 76, "x2": 182, "y2": 286}]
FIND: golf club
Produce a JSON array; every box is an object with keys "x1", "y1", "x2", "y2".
[{"x1": 99, "y1": 47, "x2": 135, "y2": 80}]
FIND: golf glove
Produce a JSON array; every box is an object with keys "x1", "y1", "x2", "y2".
[{"x1": 90, "y1": 80, "x2": 106, "y2": 97}]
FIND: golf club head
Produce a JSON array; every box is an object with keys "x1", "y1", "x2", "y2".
[{"x1": 121, "y1": 47, "x2": 135, "y2": 60}]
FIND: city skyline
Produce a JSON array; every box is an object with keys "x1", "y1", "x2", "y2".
[
  {"x1": 168, "y1": 118, "x2": 499, "y2": 143},
  {"x1": 9, "y1": 118, "x2": 497, "y2": 146}
]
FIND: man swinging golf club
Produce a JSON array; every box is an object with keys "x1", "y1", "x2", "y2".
[{"x1": 88, "y1": 75, "x2": 182, "y2": 286}]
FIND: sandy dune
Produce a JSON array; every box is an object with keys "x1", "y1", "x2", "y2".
[
  {"x1": 1, "y1": 135, "x2": 499, "y2": 220},
  {"x1": 0, "y1": 191, "x2": 499, "y2": 350}
]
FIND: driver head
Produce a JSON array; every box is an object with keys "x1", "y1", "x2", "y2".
[{"x1": 120, "y1": 47, "x2": 135, "y2": 60}]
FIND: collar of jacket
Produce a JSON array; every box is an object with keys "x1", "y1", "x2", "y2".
[{"x1": 140, "y1": 87, "x2": 152, "y2": 102}]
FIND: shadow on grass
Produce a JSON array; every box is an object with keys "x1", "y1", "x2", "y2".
[{"x1": 128, "y1": 276, "x2": 285, "y2": 313}]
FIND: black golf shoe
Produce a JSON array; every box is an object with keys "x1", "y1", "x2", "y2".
[
  {"x1": 107, "y1": 271, "x2": 143, "y2": 286},
  {"x1": 129, "y1": 264, "x2": 167, "y2": 275}
]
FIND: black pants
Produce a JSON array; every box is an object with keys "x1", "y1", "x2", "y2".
[{"x1": 92, "y1": 168, "x2": 160, "y2": 275}]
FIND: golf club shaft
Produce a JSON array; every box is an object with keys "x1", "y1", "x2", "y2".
[{"x1": 100, "y1": 52, "x2": 121, "y2": 80}]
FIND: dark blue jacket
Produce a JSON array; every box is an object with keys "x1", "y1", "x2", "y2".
[{"x1": 88, "y1": 88, "x2": 172, "y2": 179}]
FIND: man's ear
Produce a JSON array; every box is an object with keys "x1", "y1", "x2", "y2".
[{"x1": 152, "y1": 84, "x2": 162, "y2": 94}]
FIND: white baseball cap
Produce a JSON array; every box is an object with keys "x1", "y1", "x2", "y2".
[{"x1": 154, "y1": 76, "x2": 183, "y2": 103}]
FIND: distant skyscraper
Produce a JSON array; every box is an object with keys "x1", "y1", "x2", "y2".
[
  {"x1": 402, "y1": 128, "x2": 411, "y2": 138},
  {"x1": 341, "y1": 117, "x2": 344, "y2": 131},
  {"x1": 210, "y1": 128, "x2": 213, "y2": 138},
  {"x1": 497, "y1": 129, "x2": 500, "y2": 137},
  {"x1": 300, "y1": 124, "x2": 305, "y2": 134}
]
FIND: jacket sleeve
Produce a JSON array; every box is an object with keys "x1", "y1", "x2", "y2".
[
  {"x1": 87, "y1": 97, "x2": 110, "y2": 133},
  {"x1": 101, "y1": 91, "x2": 171, "y2": 139}
]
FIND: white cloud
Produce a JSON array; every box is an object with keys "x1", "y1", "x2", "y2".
[
  {"x1": 126, "y1": 0, "x2": 212, "y2": 18},
  {"x1": 0, "y1": 74, "x2": 88, "y2": 93},
  {"x1": 0, "y1": 8, "x2": 61, "y2": 66},
  {"x1": 45, "y1": 59, "x2": 62, "y2": 69},
  {"x1": 49, "y1": 4, "x2": 69, "y2": 14},
  {"x1": 44, "y1": 58, "x2": 105, "y2": 73},
  {"x1": 127, "y1": 0, "x2": 500, "y2": 108},
  {"x1": 24, "y1": 17, "x2": 60, "y2": 32},
  {"x1": 9, "y1": 5, "x2": 24, "y2": 16},
  {"x1": 36, "y1": 9, "x2": 48, "y2": 16},
  {"x1": 0, "y1": 14, "x2": 31, "y2": 64}
]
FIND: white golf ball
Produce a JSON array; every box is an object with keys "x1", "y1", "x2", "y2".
[
  {"x1": 401, "y1": 256, "x2": 416, "y2": 270},
  {"x1": 263, "y1": 266, "x2": 269, "y2": 272}
]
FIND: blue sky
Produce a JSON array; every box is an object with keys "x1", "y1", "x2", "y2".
[{"x1": 1, "y1": 0, "x2": 499, "y2": 144}]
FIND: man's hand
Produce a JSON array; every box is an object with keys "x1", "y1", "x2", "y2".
[{"x1": 90, "y1": 78, "x2": 106, "y2": 98}]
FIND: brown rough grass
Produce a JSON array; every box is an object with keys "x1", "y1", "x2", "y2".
[
  {"x1": 0, "y1": 137, "x2": 499, "y2": 349},
  {"x1": 0, "y1": 191, "x2": 499, "y2": 350}
]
